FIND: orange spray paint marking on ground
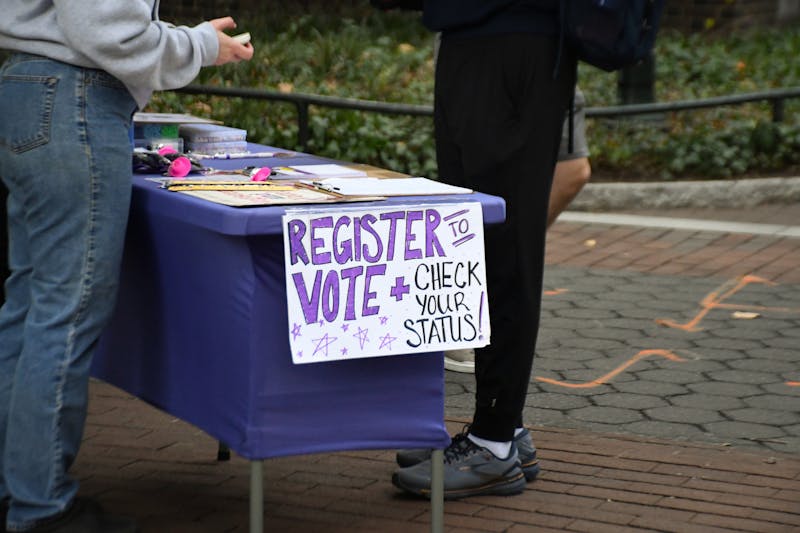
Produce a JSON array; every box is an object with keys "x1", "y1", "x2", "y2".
[
  {"x1": 655, "y1": 274, "x2": 799, "y2": 332},
  {"x1": 535, "y1": 349, "x2": 685, "y2": 389},
  {"x1": 788, "y1": 382, "x2": 800, "y2": 387},
  {"x1": 544, "y1": 288, "x2": 569, "y2": 296}
]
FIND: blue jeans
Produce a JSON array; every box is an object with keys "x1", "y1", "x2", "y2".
[{"x1": 0, "y1": 54, "x2": 137, "y2": 531}]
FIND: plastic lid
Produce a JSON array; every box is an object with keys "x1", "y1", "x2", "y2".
[
  {"x1": 250, "y1": 167, "x2": 272, "y2": 181},
  {"x1": 168, "y1": 156, "x2": 192, "y2": 178}
]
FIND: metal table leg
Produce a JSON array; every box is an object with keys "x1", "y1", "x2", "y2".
[
  {"x1": 217, "y1": 441, "x2": 231, "y2": 461},
  {"x1": 250, "y1": 460, "x2": 264, "y2": 533},
  {"x1": 247, "y1": 449, "x2": 440, "y2": 533},
  {"x1": 430, "y1": 449, "x2": 444, "y2": 533}
]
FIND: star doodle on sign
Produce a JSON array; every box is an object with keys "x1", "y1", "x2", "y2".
[
  {"x1": 341, "y1": 323, "x2": 349, "y2": 332},
  {"x1": 312, "y1": 333, "x2": 337, "y2": 357},
  {"x1": 291, "y1": 323, "x2": 302, "y2": 341},
  {"x1": 341, "y1": 347, "x2": 348, "y2": 356},
  {"x1": 353, "y1": 327, "x2": 370, "y2": 350},
  {"x1": 318, "y1": 319, "x2": 325, "y2": 327},
  {"x1": 389, "y1": 276, "x2": 410, "y2": 301},
  {"x1": 380, "y1": 316, "x2": 389, "y2": 325},
  {"x1": 379, "y1": 332, "x2": 397, "y2": 350}
]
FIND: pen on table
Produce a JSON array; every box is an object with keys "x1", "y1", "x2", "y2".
[
  {"x1": 191, "y1": 151, "x2": 278, "y2": 160},
  {"x1": 311, "y1": 181, "x2": 340, "y2": 191}
]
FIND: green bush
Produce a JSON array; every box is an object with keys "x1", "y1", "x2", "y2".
[{"x1": 146, "y1": 11, "x2": 800, "y2": 181}]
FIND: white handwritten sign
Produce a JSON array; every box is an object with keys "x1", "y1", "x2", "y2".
[{"x1": 282, "y1": 202, "x2": 490, "y2": 364}]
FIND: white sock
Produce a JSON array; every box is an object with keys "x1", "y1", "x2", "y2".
[{"x1": 468, "y1": 434, "x2": 512, "y2": 459}]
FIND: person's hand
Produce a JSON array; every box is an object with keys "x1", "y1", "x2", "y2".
[{"x1": 209, "y1": 17, "x2": 254, "y2": 65}]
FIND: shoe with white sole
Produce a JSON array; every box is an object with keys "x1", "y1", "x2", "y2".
[
  {"x1": 392, "y1": 435, "x2": 526, "y2": 499},
  {"x1": 397, "y1": 425, "x2": 540, "y2": 482},
  {"x1": 444, "y1": 348, "x2": 475, "y2": 373}
]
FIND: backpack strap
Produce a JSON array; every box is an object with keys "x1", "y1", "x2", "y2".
[
  {"x1": 567, "y1": 78, "x2": 576, "y2": 154},
  {"x1": 556, "y1": 3, "x2": 577, "y2": 154},
  {"x1": 553, "y1": 0, "x2": 567, "y2": 79}
]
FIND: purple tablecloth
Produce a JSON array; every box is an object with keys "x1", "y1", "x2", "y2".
[{"x1": 92, "y1": 146, "x2": 505, "y2": 460}]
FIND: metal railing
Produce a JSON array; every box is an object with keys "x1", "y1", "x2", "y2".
[{"x1": 175, "y1": 84, "x2": 800, "y2": 150}]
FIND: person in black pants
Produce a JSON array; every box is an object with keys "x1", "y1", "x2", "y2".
[{"x1": 375, "y1": 1, "x2": 577, "y2": 499}]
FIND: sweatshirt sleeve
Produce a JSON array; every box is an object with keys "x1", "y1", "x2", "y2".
[{"x1": 53, "y1": 0, "x2": 219, "y2": 92}]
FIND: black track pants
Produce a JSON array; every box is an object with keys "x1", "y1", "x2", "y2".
[{"x1": 434, "y1": 32, "x2": 576, "y2": 442}]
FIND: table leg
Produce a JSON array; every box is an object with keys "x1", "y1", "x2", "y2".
[
  {"x1": 250, "y1": 460, "x2": 264, "y2": 533},
  {"x1": 217, "y1": 441, "x2": 231, "y2": 461},
  {"x1": 430, "y1": 449, "x2": 444, "y2": 533}
]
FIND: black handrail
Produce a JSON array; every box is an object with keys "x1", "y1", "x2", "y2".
[
  {"x1": 174, "y1": 85, "x2": 431, "y2": 149},
  {"x1": 174, "y1": 84, "x2": 800, "y2": 150},
  {"x1": 584, "y1": 87, "x2": 800, "y2": 121}
]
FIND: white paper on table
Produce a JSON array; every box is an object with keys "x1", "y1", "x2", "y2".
[
  {"x1": 309, "y1": 177, "x2": 472, "y2": 196},
  {"x1": 288, "y1": 164, "x2": 368, "y2": 178}
]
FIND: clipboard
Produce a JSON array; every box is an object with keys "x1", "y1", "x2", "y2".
[
  {"x1": 161, "y1": 179, "x2": 385, "y2": 207},
  {"x1": 163, "y1": 180, "x2": 296, "y2": 192}
]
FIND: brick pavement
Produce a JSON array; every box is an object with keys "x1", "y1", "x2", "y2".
[
  {"x1": 79, "y1": 383, "x2": 800, "y2": 532},
  {"x1": 75, "y1": 207, "x2": 800, "y2": 532},
  {"x1": 545, "y1": 220, "x2": 800, "y2": 284}
]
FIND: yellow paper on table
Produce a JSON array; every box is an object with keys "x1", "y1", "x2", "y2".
[{"x1": 164, "y1": 180, "x2": 296, "y2": 192}]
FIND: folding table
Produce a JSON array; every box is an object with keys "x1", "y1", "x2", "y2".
[{"x1": 92, "y1": 146, "x2": 506, "y2": 532}]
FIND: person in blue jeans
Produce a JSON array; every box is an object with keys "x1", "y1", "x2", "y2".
[
  {"x1": 0, "y1": 183, "x2": 6, "y2": 304},
  {"x1": 0, "y1": 3, "x2": 253, "y2": 531}
]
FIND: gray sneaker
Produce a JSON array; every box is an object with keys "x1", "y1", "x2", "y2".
[
  {"x1": 392, "y1": 435, "x2": 526, "y2": 499},
  {"x1": 396, "y1": 426, "x2": 540, "y2": 482}
]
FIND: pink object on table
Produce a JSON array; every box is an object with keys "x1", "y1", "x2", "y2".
[
  {"x1": 158, "y1": 146, "x2": 178, "y2": 156},
  {"x1": 250, "y1": 167, "x2": 272, "y2": 182},
  {"x1": 168, "y1": 156, "x2": 192, "y2": 178}
]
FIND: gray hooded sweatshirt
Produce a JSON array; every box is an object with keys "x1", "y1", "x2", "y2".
[{"x1": 0, "y1": 0, "x2": 219, "y2": 109}]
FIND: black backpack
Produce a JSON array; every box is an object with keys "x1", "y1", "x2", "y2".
[{"x1": 564, "y1": 0, "x2": 665, "y2": 72}]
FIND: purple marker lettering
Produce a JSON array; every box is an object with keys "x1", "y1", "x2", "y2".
[
  {"x1": 360, "y1": 214, "x2": 383, "y2": 263},
  {"x1": 333, "y1": 216, "x2": 353, "y2": 264},
  {"x1": 353, "y1": 216, "x2": 362, "y2": 262},
  {"x1": 340, "y1": 266, "x2": 363, "y2": 321},
  {"x1": 287, "y1": 220, "x2": 309, "y2": 266},
  {"x1": 362, "y1": 264, "x2": 387, "y2": 316},
  {"x1": 321, "y1": 270, "x2": 340, "y2": 322},
  {"x1": 292, "y1": 270, "x2": 322, "y2": 324},
  {"x1": 425, "y1": 209, "x2": 445, "y2": 257},
  {"x1": 379, "y1": 210, "x2": 404, "y2": 261},
  {"x1": 310, "y1": 216, "x2": 333, "y2": 265},
  {"x1": 404, "y1": 210, "x2": 423, "y2": 260}
]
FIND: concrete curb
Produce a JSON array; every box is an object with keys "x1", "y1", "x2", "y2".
[
  {"x1": 558, "y1": 211, "x2": 800, "y2": 237},
  {"x1": 570, "y1": 176, "x2": 800, "y2": 211}
]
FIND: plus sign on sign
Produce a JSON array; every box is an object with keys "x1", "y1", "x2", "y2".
[{"x1": 282, "y1": 202, "x2": 489, "y2": 364}]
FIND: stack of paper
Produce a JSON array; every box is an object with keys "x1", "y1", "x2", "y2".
[
  {"x1": 272, "y1": 164, "x2": 368, "y2": 179},
  {"x1": 179, "y1": 123, "x2": 248, "y2": 155},
  {"x1": 132, "y1": 112, "x2": 220, "y2": 150}
]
